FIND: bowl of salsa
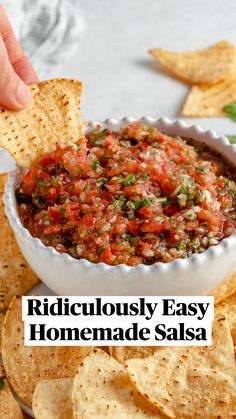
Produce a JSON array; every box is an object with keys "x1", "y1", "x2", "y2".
[{"x1": 4, "y1": 117, "x2": 236, "y2": 296}]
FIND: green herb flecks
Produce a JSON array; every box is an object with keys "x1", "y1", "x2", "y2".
[
  {"x1": 97, "y1": 177, "x2": 108, "y2": 188},
  {"x1": 123, "y1": 174, "x2": 136, "y2": 186},
  {"x1": 223, "y1": 102, "x2": 236, "y2": 122},
  {"x1": 124, "y1": 234, "x2": 139, "y2": 243},
  {"x1": 112, "y1": 195, "x2": 127, "y2": 210},
  {"x1": 92, "y1": 128, "x2": 107, "y2": 144},
  {"x1": 101, "y1": 128, "x2": 107, "y2": 136},
  {"x1": 97, "y1": 246, "x2": 105, "y2": 255},
  {"x1": 92, "y1": 159, "x2": 99, "y2": 171},
  {"x1": 198, "y1": 166, "x2": 208, "y2": 174},
  {"x1": 51, "y1": 176, "x2": 57, "y2": 186},
  {"x1": 226, "y1": 135, "x2": 236, "y2": 144},
  {"x1": 133, "y1": 198, "x2": 151, "y2": 211}
]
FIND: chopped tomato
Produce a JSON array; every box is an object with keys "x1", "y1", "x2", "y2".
[
  {"x1": 164, "y1": 202, "x2": 179, "y2": 216},
  {"x1": 48, "y1": 206, "x2": 60, "y2": 223},
  {"x1": 81, "y1": 213, "x2": 95, "y2": 229},
  {"x1": 198, "y1": 209, "x2": 223, "y2": 229},
  {"x1": 48, "y1": 187, "x2": 57, "y2": 202},
  {"x1": 160, "y1": 178, "x2": 177, "y2": 195},
  {"x1": 100, "y1": 247, "x2": 114, "y2": 264},
  {"x1": 44, "y1": 225, "x2": 61, "y2": 235},
  {"x1": 140, "y1": 219, "x2": 169, "y2": 234},
  {"x1": 21, "y1": 171, "x2": 36, "y2": 195},
  {"x1": 128, "y1": 219, "x2": 139, "y2": 235}
]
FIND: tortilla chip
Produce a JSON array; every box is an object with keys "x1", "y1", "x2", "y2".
[
  {"x1": 149, "y1": 40, "x2": 236, "y2": 85},
  {"x1": 211, "y1": 270, "x2": 236, "y2": 304},
  {"x1": 215, "y1": 292, "x2": 236, "y2": 346},
  {"x1": 126, "y1": 315, "x2": 236, "y2": 419},
  {"x1": 110, "y1": 346, "x2": 159, "y2": 363},
  {"x1": 0, "y1": 78, "x2": 83, "y2": 167},
  {"x1": 72, "y1": 348, "x2": 165, "y2": 418},
  {"x1": 0, "y1": 366, "x2": 23, "y2": 419},
  {"x1": 0, "y1": 312, "x2": 4, "y2": 352},
  {"x1": 0, "y1": 174, "x2": 38, "y2": 309},
  {"x1": 97, "y1": 346, "x2": 110, "y2": 354},
  {"x1": 33, "y1": 378, "x2": 73, "y2": 419},
  {"x1": 182, "y1": 75, "x2": 236, "y2": 116},
  {"x1": 2, "y1": 295, "x2": 93, "y2": 406}
]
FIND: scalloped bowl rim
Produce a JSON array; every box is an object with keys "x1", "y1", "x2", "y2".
[{"x1": 4, "y1": 116, "x2": 236, "y2": 275}]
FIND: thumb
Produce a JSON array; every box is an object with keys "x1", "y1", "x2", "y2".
[{"x1": 0, "y1": 34, "x2": 32, "y2": 110}]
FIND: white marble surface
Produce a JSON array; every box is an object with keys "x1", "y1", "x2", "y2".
[
  {"x1": 50, "y1": 0, "x2": 236, "y2": 137},
  {"x1": 2, "y1": 0, "x2": 236, "y2": 296}
]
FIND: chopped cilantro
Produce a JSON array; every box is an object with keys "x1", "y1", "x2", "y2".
[
  {"x1": 124, "y1": 234, "x2": 139, "y2": 243},
  {"x1": 97, "y1": 246, "x2": 104, "y2": 255},
  {"x1": 133, "y1": 198, "x2": 150, "y2": 210},
  {"x1": 97, "y1": 177, "x2": 108, "y2": 187},
  {"x1": 76, "y1": 143, "x2": 81, "y2": 150},
  {"x1": 123, "y1": 174, "x2": 136, "y2": 186},
  {"x1": 162, "y1": 198, "x2": 171, "y2": 208},
  {"x1": 130, "y1": 236, "x2": 139, "y2": 243},
  {"x1": 198, "y1": 166, "x2": 208, "y2": 173},
  {"x1": 126, "y1": 201, "x2": 135, "y2": 210},
  {"x1": 196, "y1": 189, "x2": 204, "y2": 203},
  {"x1": 187, "y1": 192, "x2": 195, "y2": 201},
  {"x1": 51, "y1": 176, "x2": 57, "y2": 186},
  {"x1": 226, "y1": 135, "x2": 236, "y2": 144},
  {"x1": 112, "y1": 195, "x2": 126, "y2": 210},
  {"x1": 92, "y1": 128, "x2": 107, "y2": 144},
  {"x1": 118, "y1": 195, "x2": 126, "y2": 202},
  {"x1": 176, "y1": 242, "x2": 184, "y2": 250},
  {"x1": 223, "y1": 102, "x2": 236, "y2": 122},
  {"x1": 92, "y1": 159, "x2": 99, "y2": 171},
  {"x1": 192, "y1": 238, "x2": 200, "y2": 251}
]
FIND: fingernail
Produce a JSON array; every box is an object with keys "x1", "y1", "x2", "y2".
[{"x1": 15, "y1": 80, "x2": 32, "y2": 107}]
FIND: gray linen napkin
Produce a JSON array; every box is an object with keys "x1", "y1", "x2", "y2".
[{"x1": 0, "y1": 0, "x2": 85, "y2": 171}]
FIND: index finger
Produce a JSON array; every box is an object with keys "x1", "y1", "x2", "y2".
[{"x1": 0, "y1": 5, "x2": 39, "y2": 85}]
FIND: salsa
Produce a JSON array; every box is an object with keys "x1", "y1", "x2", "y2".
[{"x1": 16, "y1": 123, "x2": 236, "y2": 266}]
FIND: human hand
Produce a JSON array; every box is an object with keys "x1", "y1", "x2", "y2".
[{"x1": 0, "y1": 5, "x2": 39, "y2": 110}]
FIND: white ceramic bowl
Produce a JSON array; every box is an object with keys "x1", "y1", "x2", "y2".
[{"x1": 4, "y1": 117, "x2": 236, "y2": 296}]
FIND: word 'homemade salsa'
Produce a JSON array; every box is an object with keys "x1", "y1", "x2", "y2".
[{"x1": 16, "y1": 123, "x2": 236, "y2": 266}]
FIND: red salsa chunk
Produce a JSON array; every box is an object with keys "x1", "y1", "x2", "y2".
[{"x1": 16, "y1": 123, "x2": 236, "y2": 266}]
